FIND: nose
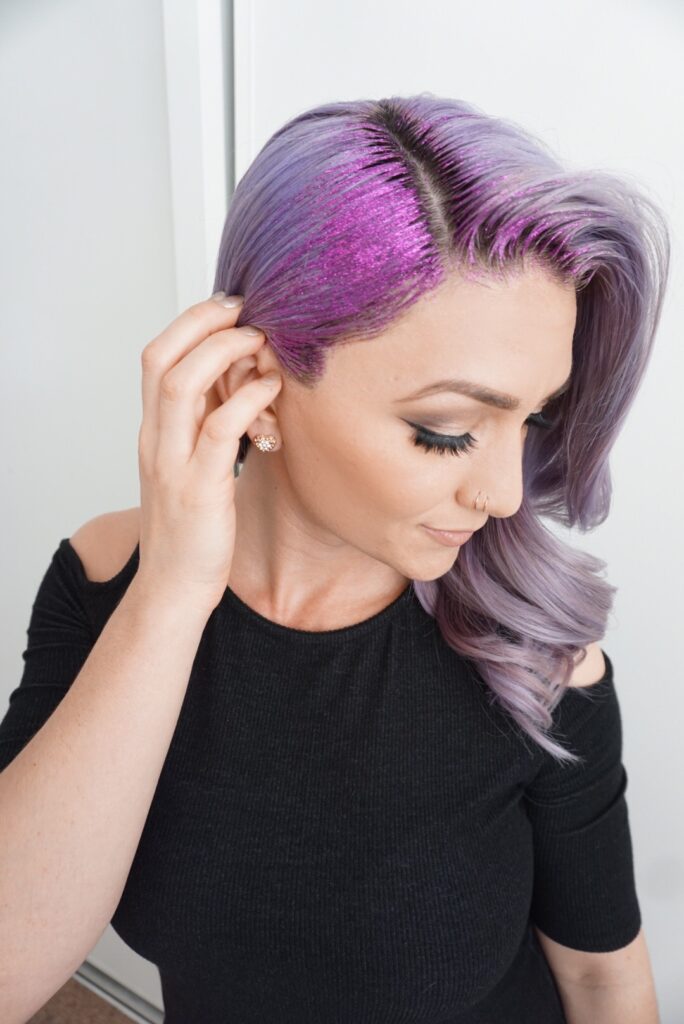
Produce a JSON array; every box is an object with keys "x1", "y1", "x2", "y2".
[{"x1": 458, "y1": 432, "x2": 525, "y2": 519}]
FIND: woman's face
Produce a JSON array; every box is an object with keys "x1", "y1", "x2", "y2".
[{"x1": 234, "y1": 263, "x2": 576, "y2": 586}]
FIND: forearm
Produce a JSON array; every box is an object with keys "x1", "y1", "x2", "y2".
[
  {"x1": 556, "y1": 974, "x2": 660, "y2": 1024},
  {"x1": 0, "y1": 576, "x2": 209, "y2": 1023}
]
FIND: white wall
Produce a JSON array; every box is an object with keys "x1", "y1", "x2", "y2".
[
  {"x1": 1, "y1": 0, "x2": 681, "y2": 1019},
  {"x1": 0, "y1": 0, "x2": 201, "y2": 1016}
]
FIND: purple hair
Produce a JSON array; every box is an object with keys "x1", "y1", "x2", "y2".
[{"x1": 212, "y1": 94, "x2": 670, "y2": 764}]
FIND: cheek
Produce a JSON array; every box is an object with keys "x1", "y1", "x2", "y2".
[{"x1": 289, "y1": 414, "x2": 460, "y2": 524}]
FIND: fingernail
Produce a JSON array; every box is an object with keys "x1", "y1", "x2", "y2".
[
  {"x1": 219, "y1": 294, "x2": 244, "y2": 307},
  {"x1": 211, "y1": 290, "x2": 226, "y2": 300}
]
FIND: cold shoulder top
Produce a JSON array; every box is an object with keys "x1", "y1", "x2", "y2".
[{"x1": 0, "y1": 538, "x2": 643, "y2": 1023}]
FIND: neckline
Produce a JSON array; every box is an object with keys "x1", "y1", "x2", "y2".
[
  {"x1": 220, "y1": 579, "x2": 415, "y2": 641},
  {"x1": 62, "y1": 535, "x2": 417, "y2": 641}
]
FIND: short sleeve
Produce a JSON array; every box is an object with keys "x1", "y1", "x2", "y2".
[
  {"x1": 522, "y1": 650, "x2": 642, "y2": 953},
  {"x1": 0, "y1": 540, "x2": 96, "y2": 773}
]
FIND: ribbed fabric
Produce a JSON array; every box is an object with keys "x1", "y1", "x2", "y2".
[{"x1": 0, "y1": 538, "x2": 642, "y2": 1023}]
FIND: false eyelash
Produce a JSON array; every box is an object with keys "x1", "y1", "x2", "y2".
[
  {"x1": 407, "y1": 410, "x2": 559, "y2": 458},
  {"x1": 409, "y1": 426, "x2": 478, "y2": 457}
]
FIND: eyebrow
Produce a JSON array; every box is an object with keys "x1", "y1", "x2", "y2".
[{"x1": 393, "y1": 370, "x2": 573, "y2": 411}]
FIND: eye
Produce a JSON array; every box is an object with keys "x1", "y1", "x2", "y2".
[
  {"x1": 405, "y1": 411, "x2": 559, "y2": 458},
  {"x1": 407, "y1": 423, "x2": 478, "y2": 457}
]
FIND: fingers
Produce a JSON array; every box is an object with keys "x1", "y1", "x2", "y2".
[
  {"x1": 139, "y1": 295, "x2": 246, "y2": 460},
  {"x1": 139, "y1": 295, "x2": 262, "y2": 472},
  {"x1": 192, "y1": 371, "x2": 282, "y2": 481},
  {"x1": 155, "y1": 325, "x2": 268, "y2": 469}
]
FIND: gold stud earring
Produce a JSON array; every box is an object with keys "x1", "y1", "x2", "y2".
[{"x1": 253, "y1": 434, "x2": 278, "y2": 452}]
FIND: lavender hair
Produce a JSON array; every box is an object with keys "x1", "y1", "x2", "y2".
[{"x1": 212, "y1": 94, "x2": 670, "y2": 764}]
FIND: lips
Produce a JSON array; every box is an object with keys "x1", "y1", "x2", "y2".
[
  {"x1": 422, "y1": 525, "x2": 475, "y2": 546},
  {"x1": 430, "y1": 526, "x2": 474, "y2": 533}
]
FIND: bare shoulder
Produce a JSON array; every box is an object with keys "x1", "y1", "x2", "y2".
[
  {"x1": 69, "y1": 506, "x2": 141, "y2": 583},
  {"x1": 568, "y1": 642, "x2": 607, "y2": 688}
]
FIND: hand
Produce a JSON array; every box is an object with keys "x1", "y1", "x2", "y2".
[{"x1": 135, "y1": 293, "x2": 282, "y2": 617}]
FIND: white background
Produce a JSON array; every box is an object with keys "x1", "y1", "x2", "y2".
[{"x1": 0, "y1": 0, "x2": 681, "y2": 1019}]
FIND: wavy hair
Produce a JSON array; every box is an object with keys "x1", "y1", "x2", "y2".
[{"x1": 212, "y1": 94, "x2": 670, "y2": 764}]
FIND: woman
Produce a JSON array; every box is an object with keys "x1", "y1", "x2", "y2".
[{"x1": 0, "y1": 95, "x2": 668, "y2": 1022}]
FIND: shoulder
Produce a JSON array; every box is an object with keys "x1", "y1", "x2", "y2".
[
  {"x1": 69, "y1": 506, "x2": 141, "y2": 583},
  {"x1": 568, "y1": 642, "x2": 606, "y2": 688}
]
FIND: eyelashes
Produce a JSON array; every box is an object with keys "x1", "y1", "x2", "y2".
[
  {"x1": 410, "y1": 425, "x2": 479, "y2": 457},
  {"x1": 407, "y1": 411, "x2": 559, "y2": 458}
]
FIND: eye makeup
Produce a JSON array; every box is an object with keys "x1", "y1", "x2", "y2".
[{"x1": 404, "y1": 410, "x2": 559, "y2": 458}]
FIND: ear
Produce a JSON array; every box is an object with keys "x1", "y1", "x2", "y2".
[
  {"x1": 213, "y1": 358, "x2": 281, "y2": 447},
  {"x1": 214, "y1": 340, "x2": 279, "y2": 405}
]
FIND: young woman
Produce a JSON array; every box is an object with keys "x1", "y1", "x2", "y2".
[{"x1": 0, "y1": 95, "x2": 668, "y2": 1023}]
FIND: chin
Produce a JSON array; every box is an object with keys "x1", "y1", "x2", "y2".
[{"x1": 410, "y1": 553, "x2": 461, "y2": 583}]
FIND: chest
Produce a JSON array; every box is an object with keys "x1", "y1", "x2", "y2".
[{"x1": 110, "y1": 629, "x2": 539, "y2": 1015}]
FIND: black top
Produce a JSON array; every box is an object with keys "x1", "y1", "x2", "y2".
[{"x1": 0, "y1": 539, "x2": 642, "y2": 1023}]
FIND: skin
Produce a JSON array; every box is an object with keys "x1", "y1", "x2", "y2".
[{"x1": 213, "y1": 261, "x2": 576, "y2": 631}]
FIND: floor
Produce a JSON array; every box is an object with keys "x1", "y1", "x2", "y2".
[{"x1": 28, "y1": 978, "x2": 134, "y2": 1023}]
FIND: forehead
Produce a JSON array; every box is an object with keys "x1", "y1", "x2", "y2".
[{"x1": 322, "y1": 265, "x2": 577, "y2": 404}]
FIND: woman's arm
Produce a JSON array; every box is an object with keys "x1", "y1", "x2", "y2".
[
  {"x1": 553, "y1": 968, "x2": 660, "y2": 1024},
  {"x1": 536, "y1": 926, "x2": 660, "y2": 1023}
]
